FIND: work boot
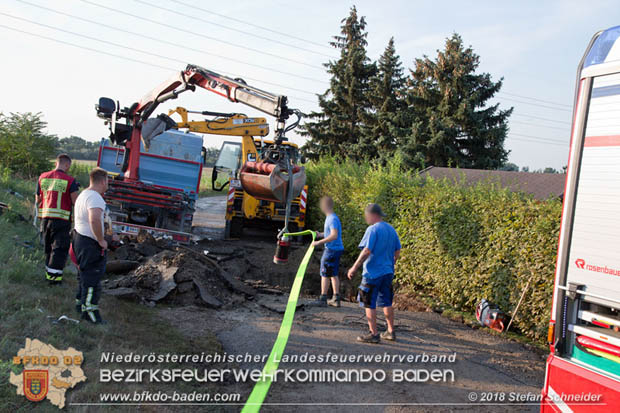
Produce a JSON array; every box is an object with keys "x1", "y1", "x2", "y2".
[
  {"x1": 308, "y1": 295, "x2": 328, "y2": 307},
  {"x1": 356, "y1": 331, "x2": 380, "y2": 344},
  {"x1": 46, "y1": 272, "x2": 63, "y2": 285},
  {"x1": 82, "y1": 308, "x2": 106, "y2": 324},
  {"x1": 327, "y1": 295, "x2": 341, "y2": 308},
  {"x1": 380, "y1": 330, "x2": 396, "y2": 341}
]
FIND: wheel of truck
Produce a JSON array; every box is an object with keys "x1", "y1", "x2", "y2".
[
  {"x1": 229, "y1": 217, "x2": 244, "y2": 239},
  {"x1": 224, "y1": 219, "x2": 232, "y2": 239}
]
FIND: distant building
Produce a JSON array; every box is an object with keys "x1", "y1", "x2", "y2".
[{"x1": 418, "y1": 166, "x2": 566, "y2": 200}]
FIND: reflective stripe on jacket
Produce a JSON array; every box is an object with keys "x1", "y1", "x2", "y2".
[{"x1": 38, "y1": 169, "x2": 76, "y2": 220}]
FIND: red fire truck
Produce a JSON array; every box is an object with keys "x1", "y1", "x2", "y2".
[{"x1": 541, "y1": 26, "x2": 620, "y2": 412}]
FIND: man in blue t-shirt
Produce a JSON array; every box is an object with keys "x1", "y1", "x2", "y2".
[
  {"x1": 347, "y1": 203, "x2": 401, "y2": 343},
  {"x1": 310, "y1": 196, "x2": 345, "y2": 307}
]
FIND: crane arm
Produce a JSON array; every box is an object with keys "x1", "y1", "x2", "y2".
[{"x1": 134, "y1": 64, "x2": 293, "y2": 133}]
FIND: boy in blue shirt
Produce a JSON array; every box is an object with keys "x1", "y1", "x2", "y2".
[
  {"x1": 311, "y1": 196, "x2": 345, "y2": 307},
  {"x1": 347, "y1": 203, "x2": 401, "y2": 343}
]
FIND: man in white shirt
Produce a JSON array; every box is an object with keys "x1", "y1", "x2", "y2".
[{"x1": 72, "y1": 167, "x2": 109, "y2": 324}]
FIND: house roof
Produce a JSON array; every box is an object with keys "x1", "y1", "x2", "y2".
[{"x1": 418, "y1": 166, "x2": 566, "y2": 200}]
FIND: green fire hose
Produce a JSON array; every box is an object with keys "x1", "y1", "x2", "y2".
[{"x1": 241, "y1": 229, "x2": 316, "y2": 413}]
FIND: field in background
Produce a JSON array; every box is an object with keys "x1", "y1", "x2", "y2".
[
  {"x1": 199, "y1": 167, "x2": 231, "y2": 198},
  {"x1": 72, "y1": 159, "x2": 96, "y2": 167}
]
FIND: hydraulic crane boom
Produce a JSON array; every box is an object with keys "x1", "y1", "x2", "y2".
[{"x1": 138, "y1": 65, "x2": 293, "y2": 129}]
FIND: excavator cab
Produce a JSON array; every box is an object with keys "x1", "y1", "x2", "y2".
[{"x1": 211, "y1": 141, "x2": 242, "y2": 191}]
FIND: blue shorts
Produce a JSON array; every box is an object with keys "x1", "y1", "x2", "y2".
[
  {"x1": 320, "y1": 248, "x2": 343, "y2": 277},
  {"x1": 357, "y1": 274, "x2": 394, "y2": 309}
]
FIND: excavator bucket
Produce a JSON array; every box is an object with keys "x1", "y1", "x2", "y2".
[{"x1": 239, "y1": 161, "x2": 306, "y2": 203}]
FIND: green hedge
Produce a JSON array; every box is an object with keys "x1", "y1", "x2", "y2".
[{"x1": 306, "y1": 157, "x2": 562, "y2": 342}]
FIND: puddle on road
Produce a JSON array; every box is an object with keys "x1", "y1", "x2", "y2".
[{"x1": 192, "y1": 196, "x2": 226, "y2": 240}]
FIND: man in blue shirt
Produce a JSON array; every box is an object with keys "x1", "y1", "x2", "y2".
[
  {"x1": 310, "y1": 196, "x2": 345, "y2": 307},
  {"x1": 348, "y1": 203, "x2": 401, "y2": 343}
]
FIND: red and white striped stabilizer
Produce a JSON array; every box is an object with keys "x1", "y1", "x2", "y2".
[{"x1": 299, "y1": 188, "x2": 307, "y2": 210}]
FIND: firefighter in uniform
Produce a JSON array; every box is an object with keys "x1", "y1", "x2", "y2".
[{"x1": 36, "y1": 154, "x2": 79, "y2": 284}]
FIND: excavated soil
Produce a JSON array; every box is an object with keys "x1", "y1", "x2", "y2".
[
  {"x1": 102, "y1": 231, "x2": 256, "y2": 308},
  {"x1": 101, "y1": 230, "x2": 327, "y2": 309}
]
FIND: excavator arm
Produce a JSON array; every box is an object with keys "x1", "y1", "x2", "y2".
[{"x1": 168, "y1": 106, "x2": 269, "y2": 137}]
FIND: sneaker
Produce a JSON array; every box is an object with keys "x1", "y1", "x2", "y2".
[
  {"x1": 327, "y1": 295, "x2": 341, "y2": 308},
  {"x1": 356, "y1": 332, "x2": 380, "y2": 344},
  {"x1": 308, "y1": 295, "x2": 328, "y2": 307},
  {"x1": 380, "y1": 330, "x2": 396, "y2": 341}
]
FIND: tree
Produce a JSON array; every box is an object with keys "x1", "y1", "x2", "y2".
[
  {"x1": 301, "y1": 6, "x2": 376, "y2": 160},
  {"x1": 363, "y1": 37, "x2": 408, "y2": 163},
  {"x1": 499, "y1": 162, "x2": 519, "y2": 171},
  {"x1": 203, "y1": 147, "x2": 219, "y2": 167},
  {"x1": 0, "y1": 112, "x2": 57, "y2": 178},
  {"x1": 57, "y1": 135, "x2": 99, "y2": 160},
  {"x1": 532, "y1": 167, "x2": 559, "y2": 173},
  {"x1": 402, "y1": 33, "x2": 513, "y2": 170}
]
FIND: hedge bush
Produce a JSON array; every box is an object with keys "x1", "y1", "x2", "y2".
[{"x1": 306, "y1": 157, "x2": 562, "y2": 342}]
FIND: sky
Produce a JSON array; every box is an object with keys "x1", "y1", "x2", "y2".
[{"x1": 0, "y1": 0, "x2": 618, "y2": 170}]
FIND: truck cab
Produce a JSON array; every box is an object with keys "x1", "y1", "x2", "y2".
[{"x1": 542, "y1": 26, "x2": 620, "y2": 411}]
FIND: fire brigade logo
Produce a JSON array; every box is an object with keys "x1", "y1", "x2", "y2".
[
  {"x1": 575, "y1": 258, "x2": 586, "y2": 269},
  {"x1": 23, "y1": 370, "x2": 49, "y2": 402},
  {"x1": 9, "y1": 338, "x2": 86, "y2": 409}
]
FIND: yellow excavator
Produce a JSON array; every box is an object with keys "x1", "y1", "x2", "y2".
[{"x1": 169, "y1": 106, "x2": 308, "y2": 239}]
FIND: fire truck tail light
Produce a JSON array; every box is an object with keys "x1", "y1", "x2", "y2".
[{"x1": 547, "y1": 322, "x2": 555, "y2": 348}]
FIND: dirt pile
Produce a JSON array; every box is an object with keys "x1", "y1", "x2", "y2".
[
  {"x1": 103, "y1": 232, "x2": 256, "y2": 308},
  {"x1": 109, "y1": 231, "x2": 172, "y2": 263},
  {"x1": 102, "y1": 230, "x2": 343, "y2": 308}
]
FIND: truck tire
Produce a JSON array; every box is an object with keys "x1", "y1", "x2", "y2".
[
  {"x1": 224, "y1": 219, "x2": 232, "y2": 239},
  {"x1": 229, "y1": 217, "x2": 243, "y2": 239}
]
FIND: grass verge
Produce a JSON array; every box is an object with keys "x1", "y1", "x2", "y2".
[{"x1": 0, "y1": 174, "x2": 224, "y2": 412}]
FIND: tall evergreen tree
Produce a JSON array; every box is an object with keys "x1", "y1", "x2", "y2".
[
  {"x1": 363, "y1": 37, "x2": 407, "y2": 162},
  {"x1": 301, "y1": 7, "x2": 375, "y2": 160},
  {"x1": 403, "y1": 33, "x2": 512, "y2": 169}
]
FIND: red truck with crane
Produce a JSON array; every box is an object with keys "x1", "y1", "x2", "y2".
[{"x1": 95, "y1": 64, "x2": 305, "y2": 245}]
